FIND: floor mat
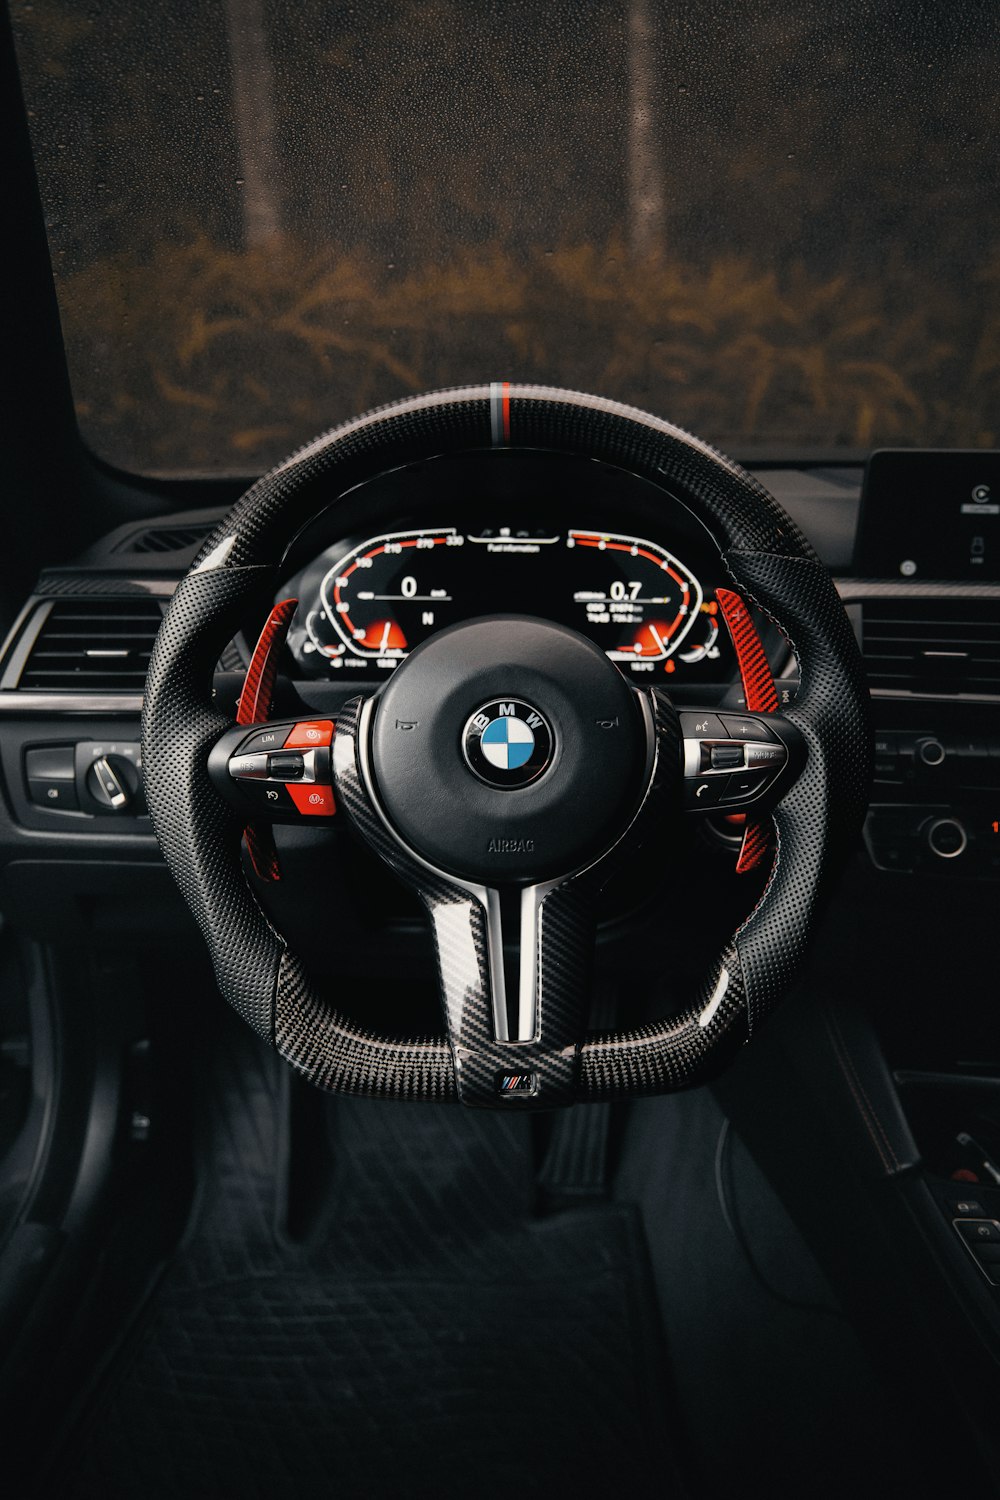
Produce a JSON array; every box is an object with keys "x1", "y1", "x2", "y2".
[{"x1": 51, "y1": 1025, "x2": 681, "y2": 1500}]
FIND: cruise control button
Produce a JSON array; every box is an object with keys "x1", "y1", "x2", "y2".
[
  {"x1": 720, "y1": 770, "x2": 770, "y2": 804},
  {"x1": 284, "y1": 720, "x2": 334, "y2": 749},
  {"x1": 679, "y1": 711, "x2": 726, "y2": 741},
  {"x1": 243, "y1": 782, "x2": 296, "y2": 813},
  {"x1": 238, "y1": 725, "x2": 286, "y2": 754},
  {"x1": 721, "y1": 714, "x2": 778, "y2": 742},
  {"x1": 710, "y1": 743, "x2": 744, "y2": 770},
  {"x1": 267, "y1": 751, "x2": 305, "y2": 780},
  {"x1": 229, "y1": 752, "x2": 271, "y2": 780},
  {"x1": 286, "y1": 783, "x2": 336, "y2": 817}
]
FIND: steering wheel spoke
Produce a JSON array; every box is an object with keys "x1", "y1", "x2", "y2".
[
  {"x1": 332, "y1": 693, "x2": 603, "y2": 1105},
  {"x1": 429, "y1": 880, "x2": 595, "y2": 1106},
  {"x1": 332, "y1": 685, "x2": 681, "y2": 1106}
]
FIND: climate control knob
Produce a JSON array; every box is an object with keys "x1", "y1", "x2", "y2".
[
  {"x1": 916, "y1": 736, "x2": 946, "y2": 767},
  {"x1": 925, "y1": 817, "x2": 967, "y2": 859}
]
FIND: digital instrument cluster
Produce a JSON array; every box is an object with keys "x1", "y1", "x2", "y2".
[{"x1": 285, "y1": 524, "x2": 734, "y2": 683}]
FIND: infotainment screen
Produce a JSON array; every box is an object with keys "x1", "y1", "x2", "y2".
[{"x1": 854, "y1": 450, "x2": 1000, "y2": 581}]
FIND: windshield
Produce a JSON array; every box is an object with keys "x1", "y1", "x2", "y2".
[{"x1": 12, "y1": 0, "x2": 1000, "y2": 476}]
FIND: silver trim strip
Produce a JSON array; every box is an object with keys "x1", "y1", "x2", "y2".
[
  {"x1": 192, "y1": 535, "x2": 237, "y2": 573},
  {"x1": 698, "y1": 967, "x2": 730, "y2": 1028},
  {"x1": 518, "y1": 887, "x2": 540, "y2": 1041},
  {"x1": 483, "y1": 889, "x2": 511, "y2": 1041},
  {"x1": 836, "y1": 579, "x2": 1000, "y2": 601},
  {"x1": 0, "y1": 693, "x2": 143, "y2": 715}
]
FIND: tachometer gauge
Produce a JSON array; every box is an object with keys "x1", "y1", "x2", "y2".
[{"x1": 566, "y1": 529, "x2": 703, "y2": 675}]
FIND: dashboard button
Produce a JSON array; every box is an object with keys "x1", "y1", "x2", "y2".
[
  {"x1": 926, "y1": 818, "x2": 967, "y2": 859},
  {"x1": 28, "y1": 778, "x2": 79, "y2": 810},
  {"x1": 25, "y1": 746, "x2": 75, "y2": 780},
  {"x1": 679, "y1": 711, "x2": 726, "y2": 740},
  {"x1": 916, "y1": 736, "x2": 946, "y2": 767},
  {"x1": 284, "y1": 720, "x2": 334, "y2": 749},
  {"x1": 949, "y1": 1198, "x2": 985, "y2": 1216},
  {"x1": 720, "y1": 770, "x2": 770, "y2": 804},
  {"x1": 721, "y1": 713, "x2": 778, "y2": 743},
  {"x1": 955, "y1": 1219, "x2": 1000, "y2": 1244},
  {"x1": 286, "y1": 783, "x2": 336, "y2": 817}
]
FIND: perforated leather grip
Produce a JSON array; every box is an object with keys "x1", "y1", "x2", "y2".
[{"x1": 142, "y1": 385, "x2": 871, "y2": 1101}]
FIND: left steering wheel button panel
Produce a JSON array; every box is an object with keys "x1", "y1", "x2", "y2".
[{"x1": 212, "y1": 719, "x2": 337, "y2": 821}]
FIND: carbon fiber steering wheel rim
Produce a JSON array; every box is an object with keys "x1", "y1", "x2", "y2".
[{"x1": 141, "y1": 384, "x2": 872, "y2": 1105}]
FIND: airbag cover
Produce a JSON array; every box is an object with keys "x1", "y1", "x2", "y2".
[{"x1": 370, "y1": 615, "x2": 646, "y2": 883}]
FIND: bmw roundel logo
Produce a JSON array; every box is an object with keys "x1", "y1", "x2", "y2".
[{"x1": 462, "y1": 700, "x2": 554, "y2": 788}]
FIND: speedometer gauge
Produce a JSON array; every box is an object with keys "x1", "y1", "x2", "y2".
[
  {"x1": 287, "y1": 521, "x2": 732, "y2": 683},
  {"x1": 317, "y1": 528, "x2": 465, "y2": 664}
]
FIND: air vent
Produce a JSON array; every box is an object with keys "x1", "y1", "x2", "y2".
[
  {"x1": 862, "y1": 600, "x2": 1000, "y2": 696},
  {"x1": 16, "y1": 599, "x2": 165, "y2": 693},
  {"x1": 114, "y1": 522, "x2": 214, "y2": 555}
]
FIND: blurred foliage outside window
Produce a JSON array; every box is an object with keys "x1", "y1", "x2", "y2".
[{"x1": 12, "y1": 0, "x2": 1000, "y2": 476}]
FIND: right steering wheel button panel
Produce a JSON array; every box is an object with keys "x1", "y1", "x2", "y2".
[{"x1": 681, "y1": 712, "x2": 792, "y2": 811}]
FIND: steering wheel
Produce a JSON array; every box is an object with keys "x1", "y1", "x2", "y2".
[{"x1": 142, "y1": 385, "x2": 871, "y2": 1107}]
